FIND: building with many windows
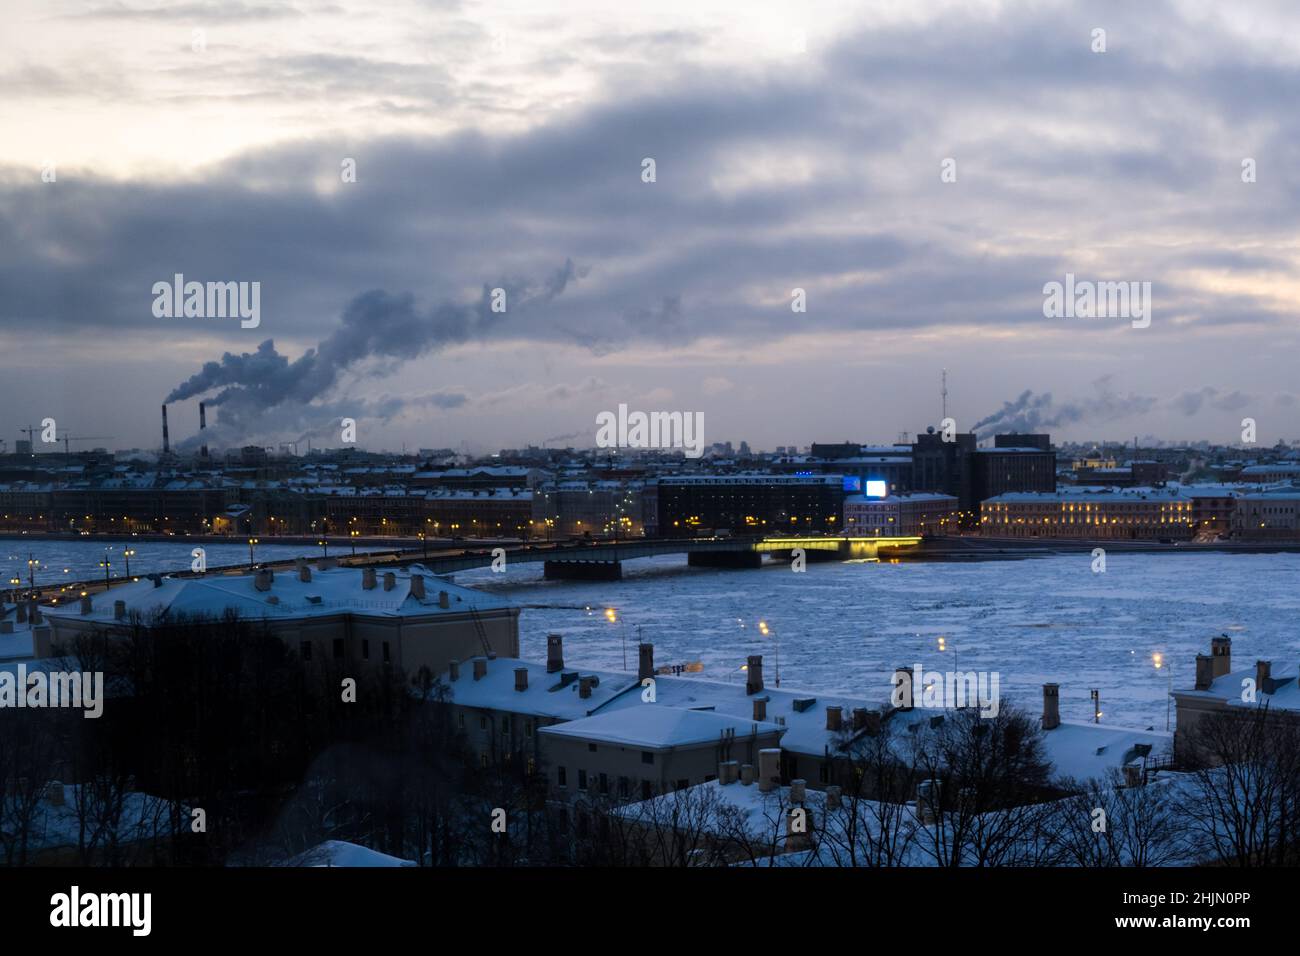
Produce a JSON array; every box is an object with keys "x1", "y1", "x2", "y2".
[
  {"x1": 980, "y1": 487, "x2": 1196, "y2": 539},
  {"x1": 843, "y1": 492, "x2": 959, "y2": 536},
  {"x1": 646, "y1": 473, "x2": 844, "y2": 537}
]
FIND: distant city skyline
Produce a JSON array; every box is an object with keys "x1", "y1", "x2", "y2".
[{"x1": 5, "y1": 0, "x2": 1300, "y2": 451}]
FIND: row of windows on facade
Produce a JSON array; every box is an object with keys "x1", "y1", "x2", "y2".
[{"x1": 299, "y1": 638, "x2": 390, "y2": 662}]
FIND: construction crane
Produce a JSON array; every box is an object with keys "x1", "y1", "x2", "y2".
[{"x1": 60, "y1": 435, "x2": 114, "y2": 455}]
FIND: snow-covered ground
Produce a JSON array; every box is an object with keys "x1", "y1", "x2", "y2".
[{"x1": 459, "y1": 551, "x2": 1300, "y2": 731}]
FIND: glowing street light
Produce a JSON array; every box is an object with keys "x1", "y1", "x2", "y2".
[
  {"x1": 248, "y1": 537, "x2": 259, "y2": 567},
  {"x1": 123, "y1": 548, "x2": 135, "y2": 579},
  {"x1": 1154, "y1": 652, "x2": 1172, "y2": 732}
]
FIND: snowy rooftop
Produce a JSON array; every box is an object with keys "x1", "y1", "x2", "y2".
[
  {"x1": 1178, "y1": 660, "x2": 1300, "y2": 713},
  {"x1": 290, "y1": 840, "x2": 416, "y2": 867},
  {"x1": 442, "y1": 654, "x2": 1165, "y2": 780},
  {"x1": 539, "y1": 707, "x2": 782, "y2": 750},
  {"x1": 41, "y1": 563, "x2": 514, "y2": 624}
]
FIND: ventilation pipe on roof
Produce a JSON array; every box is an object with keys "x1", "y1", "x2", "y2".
[
  {"x1": 1042, "y1": 683, "x2": 1060, "y2": 731},
  {"x1": 473, "y1": 659, "x2": 487, "y2": 681},
  {"x1": 438, "y1": 590, "x2": 450, "y2": 609},
  {"x1": 546, "y1": 634, "x2": 564, "y2": 673},
  {"x1": 296, "y1": 559, "x2": 311, "y2": 583},
  {"x1": 638, "y1": 642, "x2": 654, "y2": 681},
  {"x1": 383, "y1": 572, "x2": 396, "y2": 591},
  {"x1": 1257, "y1": 660, "x2": 1273, "y2": 694},
  {"x1": 1211, "y1": 635, "x2": 1232, "y2": 678},
  {"x1": 254, "y1": 569, "x2": 273, "y2": 592},
  {"x1": 362, "y1": 568, "x2": 376, "y2": 590},
  {"x1": 409, "y1": 574, "x2": 425, "y2": 600},
  {"x1": 826, "y1": 705, "x2": 842, "y2": 732},
  {"x1": 514, "y1": 667, "x2": 528, "y2": 692},
  {"x1": 1195, "y1": 654, "x2": 1214, "y2": 690}
]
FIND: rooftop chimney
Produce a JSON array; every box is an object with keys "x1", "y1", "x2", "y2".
[
  {"x1": 362, "y1": 568, "x2": 376, "y2": 590},
  {"x1": 546, "y1": 634, "x2": 564, "y2": 673},
  {"x1": 473, "y1": 658, "x2": 487, "y2": 681},
  {"x1": 1257, "y1": 660, "x2": 1273, "y2": 694},
  {"x1": 317, "y1": 556, "x2": 336, "y2": 571},
  {"x1": 740, "y1": 764, "x2": 755, "y2": 786},
  {"x1": 254, "y1": 569, "x2": 273, "y2": 592},
  {"x1": 1195, "y1": 653, "x2": 1214, "y2": 690},
  {"x1": 1211, "y1": 636, "x2": 1232, "y2": 678},
  {"x1": 113, "y1": 600, "x2": 126, "y2": 621},
  {"x1": 514, "y1": 667, "x2": 528, "y2": 692},
  {"x1": 579, "y1": 675, "x2": 596, "y2": 699},
  {"x1": 79, "y1": 595, "x2": 92, "y2": 615},
  {"x1": 383, "y1": 571, "x2": 396, "y2": 591},
  {"x1": 161, "y1": 404, "x2": 170, "y2": 454},
  {"x1": 825, "y1": 785, "x2": 843, "y2": 810},
  {"x1": 718, "y1": 760, "x2": 739, "y2": 785},
  {"x1": 790, "y1": 779, "x2": 807, "y2": 803},
  {"x1": 296, "y1": 559, "x2": 311, "y2": 583},
  {"x1": 894, "y1": 666, "x2": 914, "y2": 710},
  {"x1": 409, "y1": 574, "x2": 425, "y2": 600},
  {"x1": 753, "y1": 696, "x2": 768, "y2": 721},
  {"x1": 1042, "y1": 683, "x2": 1060, "y2": 731},
  {"x1": 786, "y1": 808, "x2": 811, "y2": 852},
  {"x1": 448, "y1": 660, "x2": 460, "y2": 682},
  {"x1": 746, "y1": 654, "x2": 764, "y2": 695},
  {"x1": 438, "y1": 590, "x2": 450, "y2": 609},
  {"x1": 638, "y1": 642, "x2": 654, "y2": 681},
  {"x1": 826, "y1": 705, "x2": 843, "y2": 732},
  {"x1": 758, "y1": 748, "x2": 781, "y2": 793}
]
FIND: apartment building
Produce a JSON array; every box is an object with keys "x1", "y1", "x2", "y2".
[{"x1": 981, "y1": 487, "x2": 1196, "y2": 539}]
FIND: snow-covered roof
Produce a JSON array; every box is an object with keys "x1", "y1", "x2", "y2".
[
  {"x1": 290, "y1": 840, "x2": 416, "y2": 867},
  {"x1": 539, "y1": 707, "x2": 783, "y2": 750},
  {"x1": 41, "y1": 563, "x2": 514, "y2": 624}
]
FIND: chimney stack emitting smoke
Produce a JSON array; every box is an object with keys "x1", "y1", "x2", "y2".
[
  {"x1": 161, "y1": 404, "x2": 170, "y2": 454},
  {"x1": 199, "y1": 402, "x2": 208, "y2": 459}
]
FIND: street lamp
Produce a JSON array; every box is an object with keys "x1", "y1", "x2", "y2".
[
  {"x1": 123, "y1": 548, "x2": 135, "y2": 579},
  {"x1": 350, "y1": 529, "x2": 360, "y2": 555},
  {"x1": 1091, "y1": 688, "x2": 1101, "y2": 724},
  {"x1": 604, "y1": 607, "x2": 628, "y2": 670},
  {"x1": 319, "y1": 538, "x2": 328, "y2": 558},
  {"x1": 248, "y1": 537, "x2": 259, "y2": 568},
  {"x1": 27, "y1": 555, "x2": 39, "y2": 592},
  {"x1": 759, "y1": 619, "x2": 780, "y2": 687},
  {"x1": 1153, "y1": 652, "x2": 1172, "y2": 732},
  {"x1": 418, "y1": 531, "x2": 427, "y2": 559}
]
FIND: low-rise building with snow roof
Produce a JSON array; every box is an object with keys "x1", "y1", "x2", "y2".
[{"x1": 38, "y1": 561, "x2": 517, "y2": 679}]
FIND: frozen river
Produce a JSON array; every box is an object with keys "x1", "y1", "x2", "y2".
[{"x1": 457, "y1": 551, "x2": 1300, "y2": 731}]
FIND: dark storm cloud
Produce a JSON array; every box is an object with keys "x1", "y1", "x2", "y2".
[{"x1": 4, "y1": 0, "x2": 1300, "y2": 448}]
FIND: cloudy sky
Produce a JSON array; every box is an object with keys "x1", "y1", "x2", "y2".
[{"x1": 3, "y1": 0, "x2": 1299, "y2": 454}]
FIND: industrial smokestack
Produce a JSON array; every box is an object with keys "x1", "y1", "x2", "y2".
[
  {"x1": 161, "y1": 404, "x2": 170, "y2": 454},
  {"x1": 199, "y1": 402, "x2": 208, "y2": 458}
]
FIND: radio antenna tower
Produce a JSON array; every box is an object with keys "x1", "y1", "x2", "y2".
[{"x1": 941, "y1": 368, "x2": 948, "y2": 421}]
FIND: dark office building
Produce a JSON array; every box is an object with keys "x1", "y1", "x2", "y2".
[
  {"x1": 912, "y1": 431, "x2": 1055, "y2": 516},
  {"x1": 647, "y1": 474, "x2": 845, "y2": 537}
]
